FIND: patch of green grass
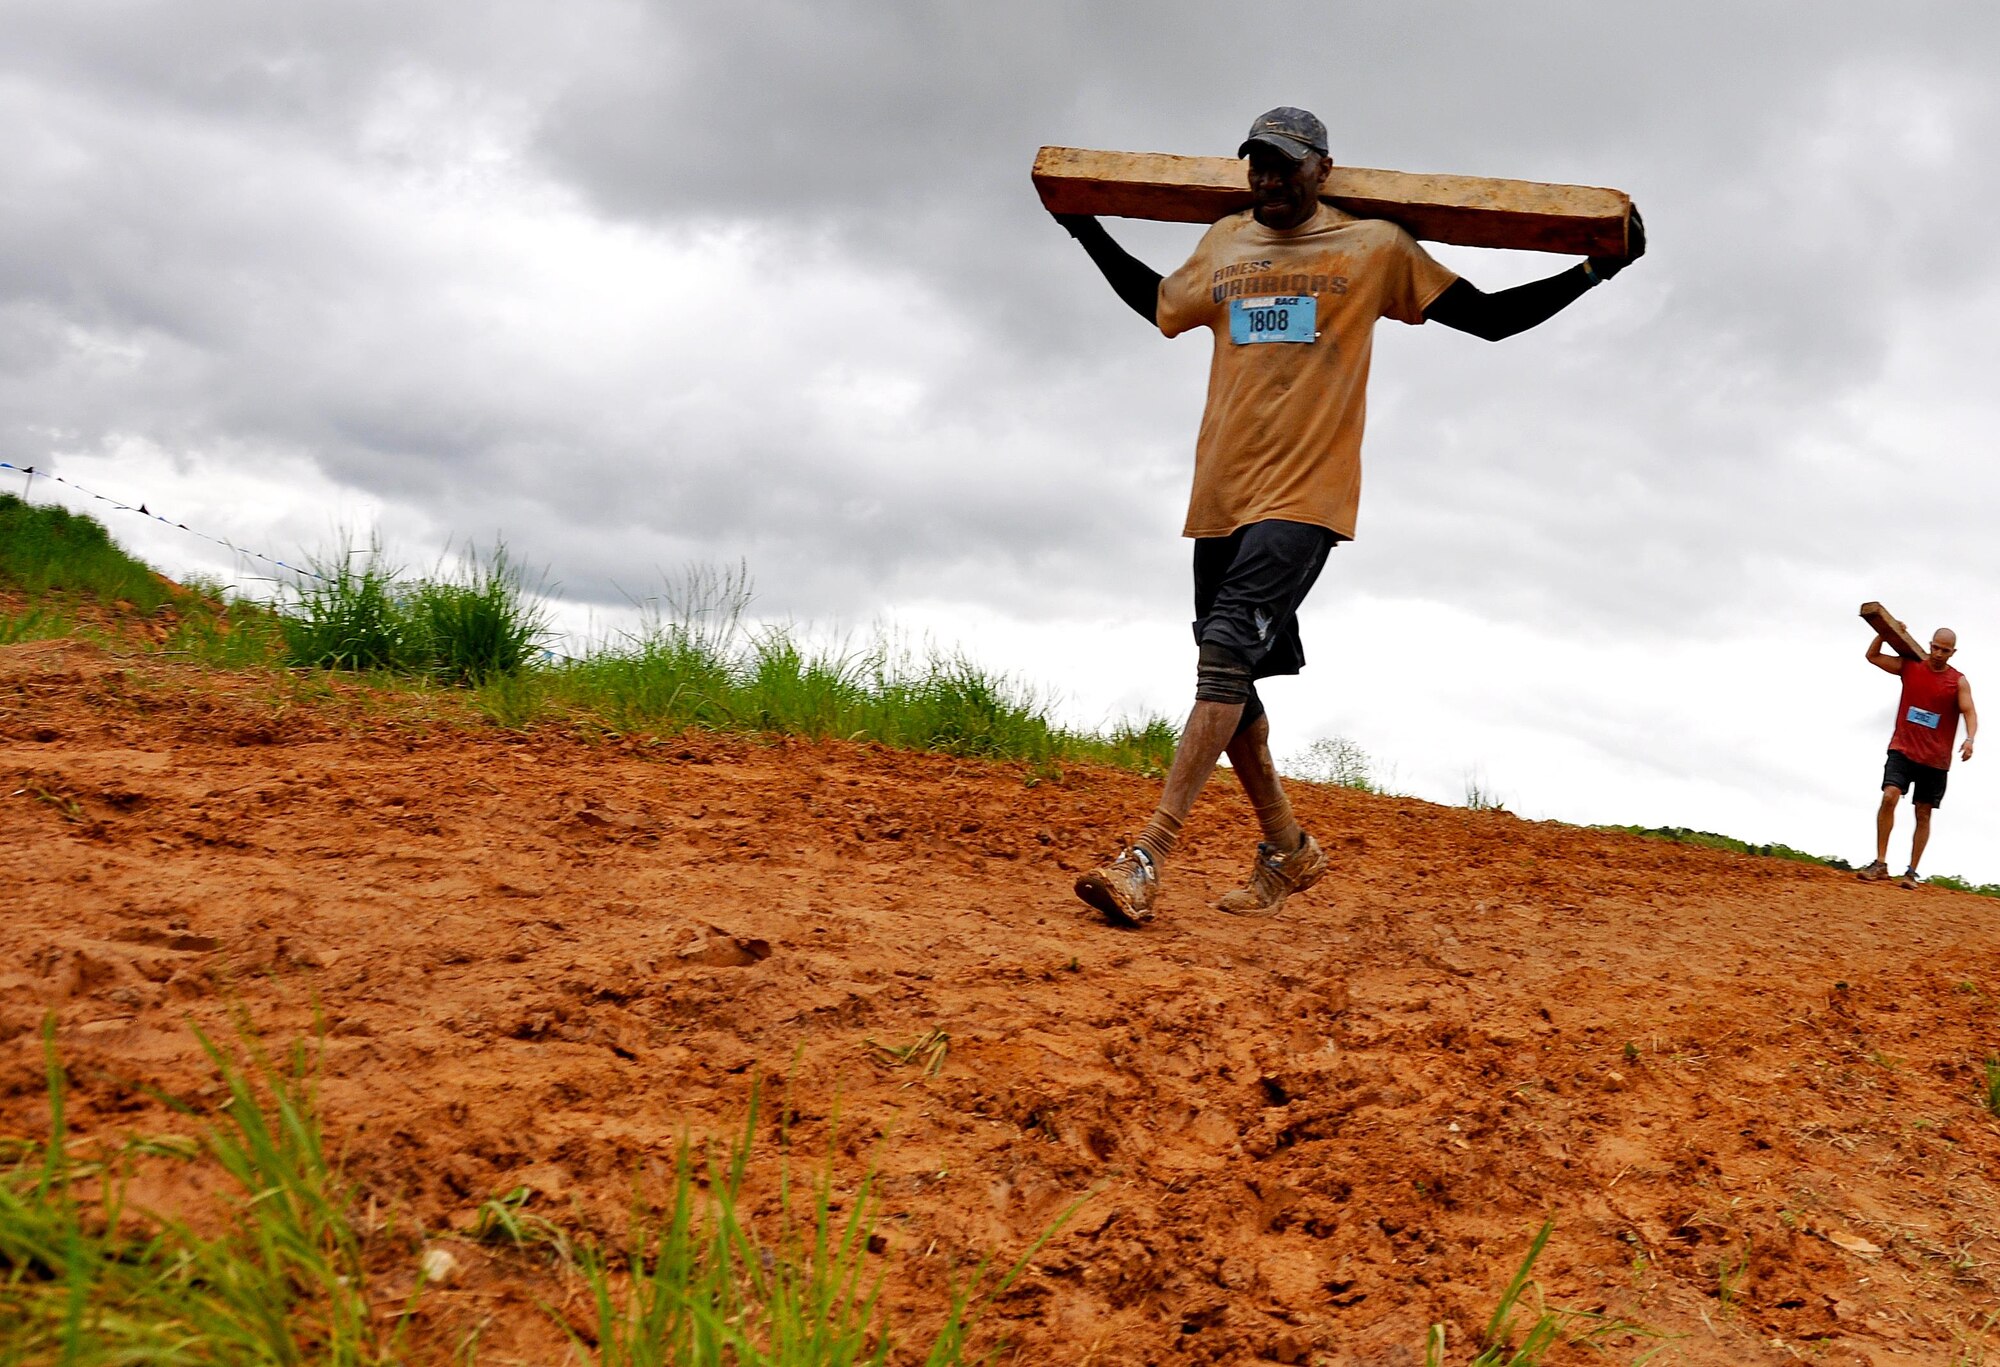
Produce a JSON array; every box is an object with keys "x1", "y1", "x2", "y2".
[
  {"x1": 1423, "y1": 1219, "x2": 1663, "y2": 1365},
  {"x1": 7, "y1": 1023, "x2": 1083, "y2": 1367},
  {"x1": 569, "y1": 1088, "x2": 1079, "y2": 1367},
  {"x1": 0, "y1": 515, "x2": 1175, "y2": 779},
  {"x1": 0, "y1": 512, "x2": 1248, "y2": 784},
  {"x1": 1981, "y1": 1059, "x2": 2000, "y2": 1118},
  {"x1": 531, "y1": 597, "x2": 1175, "y2": 773},
  {"x1": 749, "y1": 635, "x2": 865, "y2": 733},
  {"x1": 163, "y1": 596, "x2": 286, "y2": 669},
  {"x1": 1097, "y1": 715, "x2": 1179, "y2": 778},
  {"x1": 1288, "y1": 735, "x2": 1378, "y2": 792},
  {"x1": 0, "y1": 605, "x2": 71, "y2": 645},
  {"x1": 547, "y1": 625, "x2": 738, "y2": 732},
  {"x1": 279, "y1": 539, "x2": 548, "y2": 685},
  {"x1": 869, "y1": 654, "x2": 1067, "y2": 762},
  {"x1": 1463, "y1": 771, "x2": 1505, "y2": 812},
  {"x1": 472, "y1": 666, "x2": 551, "y2": 729},
  {"x1": 281, "y1": 540, "x2": 425, "y2": 673},
  {"x1": 0, "y1": 493, "x2": 175, "y2": 611},
  {"x1": 0, "y1": 1019, "x2": 412, "y2": 1364},
  {"x1": 1928, "y1": 874, "x2": 2000, "y2": 900},
  {"x1": 409, "y1": 543, "x2": 551, "y2": 684},
  {"x1": 7, "y1": 537, "x2": 1178, "y2": 773},
  {"x1": 1597, "y1": 825, "x2": 1851, "y2": 871}
]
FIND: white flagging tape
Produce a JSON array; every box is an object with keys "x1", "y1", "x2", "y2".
[{"x1": 2, "y1": 461, "x2": 328, "y2": 582}]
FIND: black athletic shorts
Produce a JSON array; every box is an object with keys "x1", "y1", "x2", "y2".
[
  {"x1": 1883, "y1": 749, "x2": 1948, "y2": 807},
  {"x1": 1191, "y1": 519, "x2": 1340, "y2": 679}
]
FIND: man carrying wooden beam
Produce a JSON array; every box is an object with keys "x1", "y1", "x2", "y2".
[
  {"x1": 1857, "y1": 627, "x2": 1977, "y2": 888},
  {"x1": 1061, "y1": 107, "x2": 1645, "y2": 927}
]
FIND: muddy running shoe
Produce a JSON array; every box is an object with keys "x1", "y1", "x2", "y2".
[
  {"x1": 1855, "y1": 860, "x2": 1890, "y2": 882},
  {"x1": 1898, "y1": 868, "x2": 1922, "y2": 890},
  {"x1": 1074, "y1": 844, "x2": 1159, "y2": 926},
  {"x1": 1216, "y1": 831, "x2": 1328, "y2": 915}
]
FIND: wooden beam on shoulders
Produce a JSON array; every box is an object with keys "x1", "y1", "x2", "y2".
[{"x1": 1031, "y1": 146, "x2": 1633, "y2": 257}]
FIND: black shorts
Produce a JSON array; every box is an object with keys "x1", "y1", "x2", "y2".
[
  {"x1": 1883, "y1": 749, "x2": 1948, "y2": 807},
  {"x1": 1192, "y1": 519, "x2": 1340, "y2": 679}
]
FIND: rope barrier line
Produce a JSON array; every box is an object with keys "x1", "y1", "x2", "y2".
[{"x1": 3, "y1": 460, "x2": 328, "y2": 582}]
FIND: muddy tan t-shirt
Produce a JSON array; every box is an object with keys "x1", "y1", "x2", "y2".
[{"x1": 1157, "y1": 204, "x2": 1457, "y2": 539}]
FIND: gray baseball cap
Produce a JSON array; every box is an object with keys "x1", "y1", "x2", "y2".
[{"x1": 1238, "y1": 106, "x2": 1328, "y2": 161}]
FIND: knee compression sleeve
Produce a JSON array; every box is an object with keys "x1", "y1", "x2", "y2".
[
  {"x1": 1233, "y1": 685, "x2": 1266, "y2": 740},
  {"x1": 1195, "y1": 640, "x2": 1254, "y2": 705}
]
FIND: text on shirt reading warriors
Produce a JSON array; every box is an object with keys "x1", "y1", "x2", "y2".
[{"x1": 1212, "y1": 271, "x2": 1348, "y2": 304}]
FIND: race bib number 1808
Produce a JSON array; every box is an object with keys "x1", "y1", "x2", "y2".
[{"x1": 1229, "y1": 295, "x2": 1316, "y2": 344}]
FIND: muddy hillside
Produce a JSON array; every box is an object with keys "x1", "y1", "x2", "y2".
[{"x1": 4, "y1": 637, "x2": 1999, "y2": 1365}]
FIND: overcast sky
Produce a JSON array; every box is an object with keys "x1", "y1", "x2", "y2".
[{"x1": 6, "y1": 2, "x2": 1999, "y2": 879}]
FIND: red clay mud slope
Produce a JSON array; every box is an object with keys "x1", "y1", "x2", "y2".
[{"x1": 4, "y1": 637, "x2": 2000, "y2": 1366}]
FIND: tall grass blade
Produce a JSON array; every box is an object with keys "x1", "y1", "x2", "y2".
[{"x1": 1480, "y1": 1217, "x2": 1556, "y2": 1351}]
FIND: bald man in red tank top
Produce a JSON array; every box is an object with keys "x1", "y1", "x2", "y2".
[{"x1": 1857, "y1": 627, "x2": 1979, "y2": 888}]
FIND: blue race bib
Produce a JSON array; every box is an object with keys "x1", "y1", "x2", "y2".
[
  {"x1": 1906, "y1": 705, "x2": 1941, "y2": 730},
  {"x1": 1229, "y1": 295, "x2": 1316, "y2": 344}
]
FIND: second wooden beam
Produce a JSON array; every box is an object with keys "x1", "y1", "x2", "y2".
[{"x1": 1859, "y1": 602, "x2": 1927, "y2": 662}]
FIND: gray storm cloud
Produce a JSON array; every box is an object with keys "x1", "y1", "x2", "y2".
[{"x1": 3, "y1": 1, "x2": 1999, "y2": 706}]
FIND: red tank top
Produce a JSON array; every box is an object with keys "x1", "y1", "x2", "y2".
[{"x1": 1890, "y1": 663, "x2": 1964, "y2": 769}]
